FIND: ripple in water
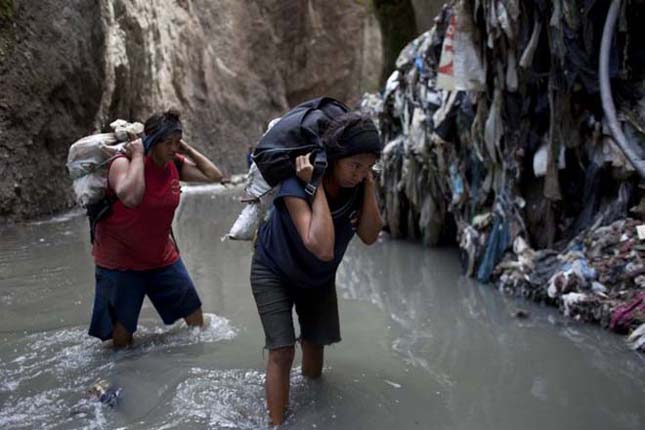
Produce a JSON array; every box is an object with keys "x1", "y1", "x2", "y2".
[
  {"x1": 160, "y1": 368, "x2": 268, "y2": 429},
  {"x1": 131, "y1": 312, "x2": 238, "y2": 353},
  {"x1": 27, "y1": 209, "x2": 85, "y2": 225},
  {"x1": 0, "y1": 313, "x2": 236, "y2": 430},
  {"x1": 148, "y1": 367, "x2": 318, "y2": 430}
]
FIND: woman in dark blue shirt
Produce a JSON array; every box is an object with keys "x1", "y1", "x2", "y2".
[{"x1": 250, "y1": 112, "x2": 383, "y2": 426}]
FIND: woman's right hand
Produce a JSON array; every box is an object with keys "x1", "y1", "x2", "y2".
[
  {"x1": 124, "y1": 138, "x2": 144, "y2": 159},
  {"x1": 295, "y1": 152, "x2": 313, "y2": 183}
]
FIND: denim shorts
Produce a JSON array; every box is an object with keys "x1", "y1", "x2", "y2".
[
  {"x1": 88, "y1": 258, "x2": 202, "y2": 341},
  {"x1": 250, "y1": 253, "x2": 341, "y2": 350}
]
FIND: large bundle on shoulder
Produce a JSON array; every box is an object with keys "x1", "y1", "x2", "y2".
[
  {"x1": 227, "y1": 97, "x2": 349, "y2": 240},
  {"x1": 67, "y1": 120, "x2": 144, "y2": 243},
  {"x1": 66, "y1": 119, "x2": 144, "y2": 207}
]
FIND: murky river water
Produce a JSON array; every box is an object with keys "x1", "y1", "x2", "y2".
[{"x1": 1, "y1": 185, "x2": 644, "y2": 430}]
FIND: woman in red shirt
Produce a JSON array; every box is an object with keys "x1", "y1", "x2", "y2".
[{"x1": 89, "y1": 109, "x2": 224, "y2": 347}]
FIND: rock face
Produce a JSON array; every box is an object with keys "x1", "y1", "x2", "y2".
[
  {"x1": 411, "y1": 0, "x2": 444, "y2": 32},
  {"x1": 373, "y1": 0, "x2": 418, "y2": 85},
  {"x1": 371, "y1": 0, "x2": 444, "y2": 85},
  {"x1": 265, "y1": 0, "x2": 382, "y2": 106},
  {"x1": 0, "y1": 0, "x2": 382, "y2": 221},
  {"x1": 0, "y1": 0, "x2": 106, "y2": 219}
]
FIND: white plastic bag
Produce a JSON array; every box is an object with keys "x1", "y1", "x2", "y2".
[
  {"x1": 66, "y1": 134, "x2": 125, "y2": 206},
  {"x1": 225, "y1": 163, "x2": 278, "y2": 241},
  {"x1": 226, "y1": 118, "x2": 282, "y2": 241},
  {"x1": 227, "y1": 202, "x2": 262, "y2": 240},
  {"x1": 436, "y1": 4, "x2": 486, "y2": 92},
  {"x1": 66, "y1": 120, "x2": 143, "y2": 207}
]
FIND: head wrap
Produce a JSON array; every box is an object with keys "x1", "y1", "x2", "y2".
[
  {"x1": 143, "y1": 118, "x2": 183, "y2": 154},
  {"x1": 326, "y1": 121, "x2": 382, "y2": 161}
]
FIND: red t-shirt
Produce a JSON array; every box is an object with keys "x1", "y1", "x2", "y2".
[{"x1": 92, "y1": 154, "x2": 184, "y2": 270}]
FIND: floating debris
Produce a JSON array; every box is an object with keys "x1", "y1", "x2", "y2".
[
  {"x1": 87, "y1": 379, "x2": 122, "y2": 408},
  {"x1": 384, "y1": 379, "x2": 402, "y2": 389},
  {"x1": 511, "y1": 309, "x2": 530, "y2": 319}
]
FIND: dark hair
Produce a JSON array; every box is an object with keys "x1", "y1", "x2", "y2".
[
  {"x1": 322, "y1": 112, "x2": 381, "y2": 158},
  {"x1": 144, "y1": 108, "x2": 182, "y2": 136}
]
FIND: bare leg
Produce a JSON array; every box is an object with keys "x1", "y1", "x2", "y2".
[
  {"x1": 184, "y1": 307, "x2": 204, "y2": 327},
  {"x1": 301, "y1": 340, "x2": 324, "y2": 379},
  {"x1": 266, "y1": 346, "x2": 295, "y2": 426},
  {"x1": 112, "y1": 321, "x2": 132, "y2": 349}
]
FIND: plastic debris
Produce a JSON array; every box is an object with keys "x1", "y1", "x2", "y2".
[
  {"x1": 637, "y1": 225, "x2": 645, "y2": 240},
  {"x1": 627, "y1": 323, "x2": 645, "y2": 352},
  {"x1": 88, "y1": 379, "x2": 122, "y2": 408},
  {"x1": 511, "y1": 309, "x2": 530, "y2": 319},
  {"x1": 361, "y1": 0, "x2": 645, "y2": 351}
]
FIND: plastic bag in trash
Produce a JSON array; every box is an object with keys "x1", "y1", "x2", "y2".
[{"x1": 436, "y1": 6, "x2": 485, "y2": 92}]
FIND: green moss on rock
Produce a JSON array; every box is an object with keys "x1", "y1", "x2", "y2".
[{"x1": 0, "y1": 0, "x2": 13, "y2": 22}]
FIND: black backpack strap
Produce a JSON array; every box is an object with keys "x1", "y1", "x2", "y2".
[
  {"x1": 87, "y1": 195, "x2": 117, "y2": 244},
  {"x1": 304, "y1": 150, "x2": 328, "y2": 201},
  {"x1": 88, "y1": 154, "x2": 124, "y2": 244}
]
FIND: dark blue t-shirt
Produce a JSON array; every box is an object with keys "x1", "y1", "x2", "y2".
[{"x1": 256, "y1": 177, "x2": 363, "y2": 288}]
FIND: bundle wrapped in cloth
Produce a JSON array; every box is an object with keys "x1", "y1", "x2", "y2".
[{"x1": 66, "y1": 120, "x2": 143, "y2": 207}]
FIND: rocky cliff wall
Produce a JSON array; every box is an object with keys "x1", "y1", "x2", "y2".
[
  {"x1": 411, "y1": 0, "x2": 444, "y2": 32},
  {"x1": 0, "y1": 0, "x2": 381, "y2": 221},
  {"x1": 263, "y1": 0, "x2": 382, "y2": 106}
]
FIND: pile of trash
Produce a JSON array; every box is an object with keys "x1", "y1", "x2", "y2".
[
  {"x1": 363, "y1": 0, "x2": 645, "y2": 351},
  {"x1": 497, "y1": 218, "x2": 645, "y2": 345}
]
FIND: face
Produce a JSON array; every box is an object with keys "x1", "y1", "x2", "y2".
[
  {"x1": 332, "y1": 153, "x2": 378, "y2": 188},
  {"x1": 151, "y1": 132, "x2": 182, "y2": 163}
]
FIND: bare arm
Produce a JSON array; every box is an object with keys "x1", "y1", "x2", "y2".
[
  {"x1": 109, "y1": 139, "x2": 145, "y2": 208},
  {"x1": 356, "y1": 173, "x2": 384, "y2": 245},
  {"x1": 284, "y1": 154, "x2": 335, "y2": 262},
  {"x1": 177, "y1": 140, "x2": 224, "y2": 183}
]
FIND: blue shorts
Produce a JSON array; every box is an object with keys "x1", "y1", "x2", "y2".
[{"x1": 88, "y1": 259, "x2": 202, "y2": 341}]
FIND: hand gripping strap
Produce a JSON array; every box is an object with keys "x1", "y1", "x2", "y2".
[{"x1": 304, "y1": 150, "x2": 328, "y2": 202}]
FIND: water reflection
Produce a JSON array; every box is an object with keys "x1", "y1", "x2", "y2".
[{"x1": 338, "y1": 238, "x2": 645, "y2": 430}]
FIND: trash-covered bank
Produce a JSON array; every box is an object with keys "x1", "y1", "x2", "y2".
[{"x1": 362, "y1": 0, "x2": 645, "y2": 352}]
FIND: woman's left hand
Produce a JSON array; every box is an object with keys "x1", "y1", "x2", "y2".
[
  {"x1": 363, "y1": 170, "x2": 376, "y2": 186},
  {"x1": 295, "y1": 153, "x2": 314, "y2": 183},
  {"x1": 175, "y1": 139, "x2": 224, "y2": 183}
]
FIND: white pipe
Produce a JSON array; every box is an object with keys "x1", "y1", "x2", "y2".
[{"x1": 599, "y1": 0, "x2": 645, "y2": 178}]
